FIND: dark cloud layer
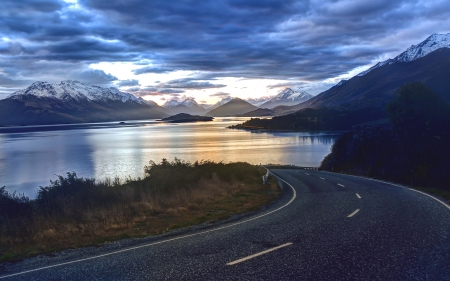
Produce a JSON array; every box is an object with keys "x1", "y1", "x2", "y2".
[{"x1": 0, "y1": 0, "x2": 449, "y2": 97}]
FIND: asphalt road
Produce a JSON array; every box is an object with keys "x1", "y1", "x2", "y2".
[{"x1": 1, "y1": 169, "x2": 449, "y2": 280}]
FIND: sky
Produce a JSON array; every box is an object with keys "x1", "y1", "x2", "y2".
[{"x1": 1, "y1": 0, "x2": 449, "y2": 105}]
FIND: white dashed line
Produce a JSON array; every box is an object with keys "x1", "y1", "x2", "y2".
[
  {"x1": 305, "y1": 173, "x2": 310, "y2": 175},
  {"x1": 320, "y1": 177, "x2": 325, "y2": 180},
  {"x1": 356, "y1": 193, "x2": 361, "y2": 199},
  {"x1": 338, "y1": 184, "x2": 345, "y2": 187},
  {"x1": 347, "y1": 209, "x2": 360, "y2": 217},
  {"x1": 226, "y1": 243, "x2": 293, "y2": 266}
]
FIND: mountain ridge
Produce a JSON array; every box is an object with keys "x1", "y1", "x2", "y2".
[{"x1": 0, "y1": 80, "x2": 167, "y2": 125}]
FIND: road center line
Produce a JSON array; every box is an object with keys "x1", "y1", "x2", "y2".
[
  {"x1": 0, "y1": 168, "x2": 297, "y2": 280},
  {"x1": 356, "y1": 193, "x2": 361, "y2": 199},
  {"x1": 338, "y1": 183, "x2": 345, "y2": 187},
  {"x1": 320, "y1": 177, "x2": 325, "y2": 180},
  {"x1": 347, "y1": 209, "x2": 360, "y2": 217},
  {"x1": 305, "y1": 173, "x2": 310, "y2": 175},
  {"x1": 226, "y1": 243, "x2": 293, "y2": 266}
]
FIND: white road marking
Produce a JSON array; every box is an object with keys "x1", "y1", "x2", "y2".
[
  {"x1": 320, "y1": 177, "x2": 325, "y2": 180},
  {"x1": 338, "y1": 184, "x2": 345, "y2": 187},
  {"x1": 305, "y1": 173, "x2": 310, "y2": 175},
  {"x1": 347, "y1": 209, "x2": 360, "y2": 217},
  {"x1": 226, "y1": 243, "x2": 293, "y2": 266},
  {"x1": 356, "y1": 193, "x2": 361, "y2": 199},
  {"x1": 324, "y1": 172, "x2": 450, "y2": 210},
  {"x1": 0, "y1": 168, "x2": 297, "y2": 280}
]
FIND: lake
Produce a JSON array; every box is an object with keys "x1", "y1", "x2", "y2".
[{"x1": 0, "y1": 118, "x2": 339, "y2": 198}]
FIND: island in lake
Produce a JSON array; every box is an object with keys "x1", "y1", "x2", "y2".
[{"x1": 161, "y1": 113, "x2": 214, "y2": 123}]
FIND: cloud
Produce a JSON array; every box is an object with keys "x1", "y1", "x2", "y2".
[
  {"x1": 267, "y1": 81, "x2": 308, "y2": 90},
  {"x1": 157, "y1": 88, "x2": 185, "y2": 94},
  {"x1": 133, "y1": 66, "x2": 174, "y2": 74},
  {"x1": 0, "y1": 0, "x2": 449, "y2": 96},
  {"x1": 116, "y1": 79, "x2": 140, "y2": 87},
  {"x1": 209, "y1": 92, "x2": 230, "y2": 97},
  {"x1": 125, "y1": 86, "x2": 140, "y2": 92},
  {"x1": 72, "y1": 69, "x2": 118, "y2": 85},
  {"x1": 161, "y1": 78, "x2": 226, "y2": 89}
]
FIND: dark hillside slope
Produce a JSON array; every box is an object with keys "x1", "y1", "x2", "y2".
[{"x1": 275, "y1": 48, "x2": 450, "y2": 115}]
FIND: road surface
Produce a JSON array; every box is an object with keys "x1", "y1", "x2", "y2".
[{"x1": 1, "y1": 169, "x2": 449, "y2": 280}]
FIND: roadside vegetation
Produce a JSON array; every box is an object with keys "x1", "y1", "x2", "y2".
[
  {"x1": 320, "y1": 82, "x2": 450, "y2": 199},
  {"x1": 228, "y1": 107, "x2": 386, "y2": 131},
  {"x1": 0, "y1": 159, "x2": 279, "y2": 262}
]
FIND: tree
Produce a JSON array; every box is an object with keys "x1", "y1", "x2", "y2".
[{"x1": 386, "y1": 82, "x2": 450, "y2": 186}]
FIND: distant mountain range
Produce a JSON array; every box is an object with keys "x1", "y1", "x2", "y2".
[
  {"x1": 162, "y1": 97, "x2": 206, "y2": 115},
  {"x1": 0, "y1": 80, "x2": 167, "y2": 125}
]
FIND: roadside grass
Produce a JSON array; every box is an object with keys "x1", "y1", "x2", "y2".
[{"x1": 0, "y1": 159, "x2": 279, "y2": 262}]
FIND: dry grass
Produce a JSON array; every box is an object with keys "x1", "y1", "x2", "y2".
[{"x1": 0, "y1": 161, "x2": 279, "y2": 261}]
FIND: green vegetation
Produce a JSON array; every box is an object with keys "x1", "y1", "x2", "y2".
[
  {"x1": 0, "y1": 159, "x2": 279, "y2": 261},
  {"x1": 320, "y1": 82, "x2": 450, "y2": 194},
  {"x1": 228, "y1": 107, "x2": 386, "y2": 131}
]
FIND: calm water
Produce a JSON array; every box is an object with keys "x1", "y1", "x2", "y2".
[{"x1": 0, "y1": 118, "x2": 339, "y2": 198}]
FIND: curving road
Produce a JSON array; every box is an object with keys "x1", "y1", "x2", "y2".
[{"x1": 1, "y1": 169, "x2": 450, "y2": 280}]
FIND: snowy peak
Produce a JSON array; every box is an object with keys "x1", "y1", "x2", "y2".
[
  {"x1": 358, "y1": 33, "x2": 450, "y2": 76},
  {"x1": 245, "y1": 96, "x2": 272, "y2": 107},
  {"x1": 162, "y1": 97, "x2": 205, "y2": 115},
  {"x1": 163, "y1": 97, "x2": 200, "y2": 108},
  {"x1": 396, "y1": 33, "x2": 450, "y2": 62},
  {"x1": 8, "y1": 80, "x2": 147, "y2": 104},
  {"x1": 271, "y1": 88, "x2": 312, "y2": 102},
  {"x1": 260, "y1": 88, "x2": 313, "y2": 108}
]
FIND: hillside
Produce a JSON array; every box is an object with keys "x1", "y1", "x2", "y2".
[{"x1": 205, "y1": 98, "x2": 258, "y2": 117}]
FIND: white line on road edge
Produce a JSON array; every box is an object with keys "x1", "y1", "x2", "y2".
[
  {"x1": 320, "y1": 177, "x2": 325, "y2": 180},
  {"x1": 347, "y1": 209, "x2": 360, "y2": 217},
  {"x1": 356, "y1": 193, "x2": 361, "y2": 199},
  {"x1": 226, "y1": 243, "x2": 293, "y2": 266},
  {"x1": 323, "y1": 172, "x2": 450, "y2": 211},
  {"x1": 338, "y1": 184, "x2": 345, "y2": 187},
  {"x1": 0, "y1": 168, "x2": 297, "y2": 280}
]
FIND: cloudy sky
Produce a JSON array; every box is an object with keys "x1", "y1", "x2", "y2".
[{"x1": 1, "y1": 0, "x2": 449, "y2": 104}]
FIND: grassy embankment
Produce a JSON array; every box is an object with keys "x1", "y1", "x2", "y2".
[{"x1": 0, "y1": 159, "x2": 279, "y2": 262}]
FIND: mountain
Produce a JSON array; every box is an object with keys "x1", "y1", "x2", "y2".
[
  {"x1": 205, "y1": 98, "x2": 258, "y2": 117},
  {"x1": 206, "y1": 97, "x2": 233, "y2": 111},
  {"x1": 259, "y1": 88, "x2": 313, "y2": 108},
  {"x1": 162, "y1": 97, "x2": 206, "y2": 115},
  {"x1": 272, "y1": 34, "x2": 450, "y2": 115},
  {"x1": 0, "y1": 80, "x2": 167, "y2": 125},
  {"x1": 245, "y1": 96, "x2": 272, "y2": 107},
  {"x1": 358, "y1": 33, "x2": 450, "y2": 76}
]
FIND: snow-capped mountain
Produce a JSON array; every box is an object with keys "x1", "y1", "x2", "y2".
[
  {"x1": 245, "y1": 96, "x2": 272, "y2": 107},
  {"x1": 0, "y1": 80, "x2": 167, "y2": 125},
  {"x1": 358, "y1": 33, "x2": 450, "y2": 76},
  {"x1": 8, "y1": 80, "x2": 149, "y2": 105},
  {"x1": 163, "y1": 97, "x2": 199, "y2": 108},
  {"x1": 260, "y1": 88, "x2": 313, "y2": 108},
  {"x1": 162, "y1": 97, "x2": 206, "y2": 115}
]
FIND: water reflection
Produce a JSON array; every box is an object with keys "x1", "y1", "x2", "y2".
[{"x1": 0, "y1": 118, "x2": 339, "y2": 198}]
